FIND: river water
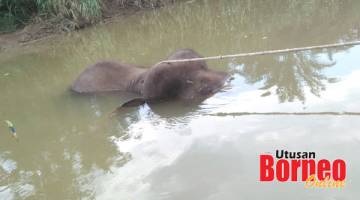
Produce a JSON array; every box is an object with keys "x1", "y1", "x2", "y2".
[{"x1": 1, "y1": 0, "x2": 360, "y2": 199}]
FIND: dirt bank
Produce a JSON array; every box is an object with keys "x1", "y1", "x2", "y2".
[{"x1": 0, "y1": 0, "x2": 176, "y2": 52}]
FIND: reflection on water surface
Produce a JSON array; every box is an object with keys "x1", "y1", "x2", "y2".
[{"x1": 0, "y1": 0, "x2": 360, "y2": 199}]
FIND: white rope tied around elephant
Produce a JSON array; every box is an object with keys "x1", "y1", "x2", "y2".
[{"x1": 159, "y1": 40, "x2": 360, "y2": 64}]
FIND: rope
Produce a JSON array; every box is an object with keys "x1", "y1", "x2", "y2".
[
  {"x1": 208, "y1": 112, "x2": 360, "y2": 116},
  {"x1": 159, "y1": 40, "x2": 360, "y2": 64}
]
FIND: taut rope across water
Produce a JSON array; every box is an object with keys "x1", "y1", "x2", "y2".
[
  {"x1": 208, "y1": 112, "x2": 360, "y2": 116},
  {"x1": 159, "y1": 41, "x2": 360, "y2": 64}
]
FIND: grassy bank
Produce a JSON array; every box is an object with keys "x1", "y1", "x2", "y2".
[{"x1": 0, "y1": 0, "x2": 175, "y2": 33}]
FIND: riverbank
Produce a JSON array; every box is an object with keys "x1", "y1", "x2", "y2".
[{"x1": 0, "y1": 0, "x2": 177, "y2": 52}]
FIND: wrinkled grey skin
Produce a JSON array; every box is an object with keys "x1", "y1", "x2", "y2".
[
  {"x1": 71, "y1": 61, "x2": 147, "y2": 94},
  {"x1": 71, "y1": 49, "x2": 228, "y2": 107}
]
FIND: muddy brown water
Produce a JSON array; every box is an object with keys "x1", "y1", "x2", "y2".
[{"x1": 1, "y1": 0, "x2": 360, "y2": 199}]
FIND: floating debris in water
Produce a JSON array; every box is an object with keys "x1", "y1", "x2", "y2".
[
  {"x1": 3, "y1": 73, "x2": 9, "y2": 76},
  {"x1": 5, "y1": 120, "x2": 18, "y2": 140},
  {"x1": 260, "y1": 91, "x2": 271, "y2": 97},
  {"x1": 185, "y1": 0, "x2": 196, "y2": 4},
  {"x1": 327, "y1": 77, "x2": 340, "y2": 83}
]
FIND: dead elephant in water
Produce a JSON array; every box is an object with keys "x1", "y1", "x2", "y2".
[{"x1": 71, "y1": 49, "x2": 229, "y2": 111}]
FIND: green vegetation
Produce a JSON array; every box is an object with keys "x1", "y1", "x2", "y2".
[
  {"x1": 0, "y1": 0, "x2": 35, "y2": 32},
  {"x1": 0, "y1": 0, "x2": 101, "y2": 33},
  {"x1": 0, "y1": 0, "x2": 174, "y2": 33}
]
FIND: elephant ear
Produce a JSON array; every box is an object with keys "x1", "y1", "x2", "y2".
[{"x1": 109, "y1": 98, "x2": 146, "y2": 117}]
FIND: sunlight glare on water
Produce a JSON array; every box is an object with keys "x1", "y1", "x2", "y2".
[{"x1": 0, "y1": 0, "x2": 360, "y2": 199}]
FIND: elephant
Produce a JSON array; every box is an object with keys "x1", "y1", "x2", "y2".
[{"x1": 71, "y1": 49, "x2": 229, "y2": 110}]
